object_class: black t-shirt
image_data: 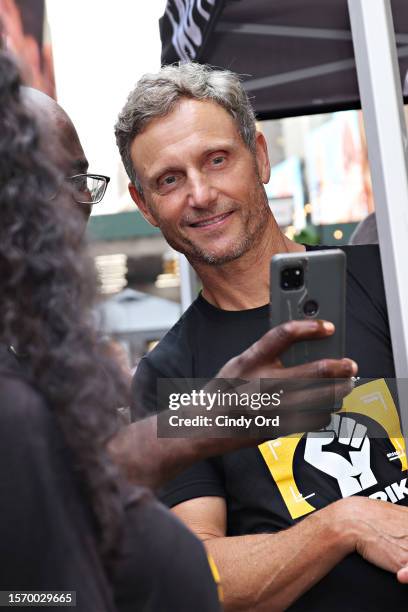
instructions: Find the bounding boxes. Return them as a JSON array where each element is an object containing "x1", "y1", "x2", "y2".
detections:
[
  {"x1": 132, "y1": 245, "x2": 408, "y2": 611},
  {"x1": 0, "y1": 346, "x2": 220, "y2": 612}
]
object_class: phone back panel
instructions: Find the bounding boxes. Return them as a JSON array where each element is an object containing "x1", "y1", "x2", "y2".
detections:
[{"x1": 270, "y1": 249, "x2": 346, "y2": 368}]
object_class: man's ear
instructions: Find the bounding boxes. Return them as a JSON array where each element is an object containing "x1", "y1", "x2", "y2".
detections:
[
  {"x1": 128, "y1": 183, "x2": 159, "y2": 227},
  {"x1": 254, "y1": 131, "x2": 271, "y2": 184}
]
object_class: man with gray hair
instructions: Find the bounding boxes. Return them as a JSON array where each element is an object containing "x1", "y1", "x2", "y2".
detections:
[{"x1": 115, "y1": 63, "x2": 408, "y2": 611}]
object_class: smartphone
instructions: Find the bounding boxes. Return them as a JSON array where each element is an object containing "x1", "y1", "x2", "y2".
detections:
[{"x1": 270, "y1": 249, "x2": 346, "y2": 368}]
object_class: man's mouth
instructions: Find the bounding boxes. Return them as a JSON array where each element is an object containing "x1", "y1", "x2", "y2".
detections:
[{"x1": 189, "y1": 211, "x2": 233, "y2": 229}]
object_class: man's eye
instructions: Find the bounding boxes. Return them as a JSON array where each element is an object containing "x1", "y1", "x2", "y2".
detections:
[
  {"x1": 70, "y1": 176, "x2": 87, "y2": 191},
  {"x1": 212, "y1": 156, "x2": 226, "y2": 166},
  {"x1": 77, "y1": 178, "x2": 88, "y2": 191},
  {"x1": 158, "y1": 175, "x2": 178, "y2": 190}
]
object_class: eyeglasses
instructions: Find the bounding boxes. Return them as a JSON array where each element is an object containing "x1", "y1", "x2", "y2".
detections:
[{"x1": 66, "y1": 174, "x2": 110, "y2": 205}]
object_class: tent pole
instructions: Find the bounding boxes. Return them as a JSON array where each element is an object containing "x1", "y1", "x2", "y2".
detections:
[
  {"x1": 179, "y1": 254, "x2": 199, "y2": 311},
  {"x1": 348, "y1": 0, "x2": 408, "y2": 444}
]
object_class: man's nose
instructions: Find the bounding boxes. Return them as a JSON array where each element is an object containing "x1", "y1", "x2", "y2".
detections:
[{"x1": 186, "y1": 171, "x2": 217, "y2": 208}]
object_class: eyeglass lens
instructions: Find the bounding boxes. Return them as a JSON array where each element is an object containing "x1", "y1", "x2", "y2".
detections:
[{"x1": 69, "y1": 175, "x2": 107, "y2": 204}]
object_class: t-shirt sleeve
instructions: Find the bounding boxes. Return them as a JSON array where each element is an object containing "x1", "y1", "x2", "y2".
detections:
[
  {"x1": 131, "y1": 354, "x2": 227, "y2": 507},
  {"x1": 114, "y1": 493, "x2": 222, "y2": 612},
  {"x1": 158, "y1": 457, "x2": 226, "y2": 508}
]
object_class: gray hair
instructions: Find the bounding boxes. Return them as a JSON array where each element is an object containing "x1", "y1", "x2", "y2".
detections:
[{"x1": 114, "y1": 63, "x2": 257, "y2": 194}]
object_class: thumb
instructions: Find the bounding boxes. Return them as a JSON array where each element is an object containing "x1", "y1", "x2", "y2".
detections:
[{"x1": 397, "y1": 566, "x2": 408, "y2": 583}]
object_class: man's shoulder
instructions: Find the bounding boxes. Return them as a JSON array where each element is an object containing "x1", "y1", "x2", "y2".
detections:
[
  {"x1": 339, "y1": 243, "x2": 380, "y2": 267},
  {"x1": 342, "y1": 244, "x2": 385, "y2": 303},
  {"x1": 308, "y1": 243, "x2": 383, "y2": 295},
  {"x1": 131, "y1": 296, "x2": 208, "y2": 415},
  {"x1": 308, "y1": 243, "x2": 380, "y2": 268},
  {"x1": 142, "y1": 296, "x2": 204, "y2": 374},
  {"x1": 307, "y1": 242, "x2": 379, "y2": 261}
]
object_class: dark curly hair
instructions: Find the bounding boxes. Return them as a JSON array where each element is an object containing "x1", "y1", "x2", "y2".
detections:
[{"x1": 0, "y1": 51, "x2": 130, "y2": 569}]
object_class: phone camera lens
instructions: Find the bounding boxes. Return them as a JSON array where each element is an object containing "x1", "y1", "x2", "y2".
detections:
[
  {"x1": 280, "y1": 266, "x2": 304, "y2": 290},
  {"x1": 303, "y1": 300, "x2": 319, "y2": 317}
]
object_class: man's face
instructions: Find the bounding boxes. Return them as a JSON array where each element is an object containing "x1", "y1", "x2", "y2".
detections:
[{"x1": 129, "y1": 98, "x2": 271, "y2": 265}]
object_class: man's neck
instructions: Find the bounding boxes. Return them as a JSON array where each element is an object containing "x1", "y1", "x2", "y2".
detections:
[{"x1": 193, "y1": 220, "x2": 305, "y2": 311}]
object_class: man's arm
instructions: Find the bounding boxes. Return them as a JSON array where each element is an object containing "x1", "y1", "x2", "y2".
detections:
[
  {"x1": 173, "y1": 495, "x2": 408, "y2": 611},
  {"x1": 108, "y1": 407, "x2": 336, "y2": 490},
  {"x1": 109, "y1": 320, "x2": 355, "y2": 489}
]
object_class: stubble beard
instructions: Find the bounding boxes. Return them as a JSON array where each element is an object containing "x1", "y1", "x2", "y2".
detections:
[{"x1": 161, "y1": 191, "x2": 271, "y2": 267}]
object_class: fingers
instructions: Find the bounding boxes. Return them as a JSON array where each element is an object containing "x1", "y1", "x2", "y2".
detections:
[
  {"x1": 260, "y1": 376, "x2": 354, "y2": 407},
  {"x1": 279, "y1": 411, "x2": 332, "y2": 436},
  {"x1": 279, "y1": 379, "x2": 354, "y2": 414},
  {"x1": 229, "y1": 320, "x2": 336, "y2": 372},
  {"x1": 358, "y1": 531, "x2": 408, "y2": 575},
  {"x1": 218, "y1": 320, "x2": 358, "y2": 381},
  {"x1": 256, "y1": 358, "x2": 357, "y2": 393},
  {"x1": 397, "y1": 565, "x2": 408, "y2": 583},
  {"x1": 275, "y1": 381, "x2": 355, "y2": 435},
  {"x1": 283, "y1": 357, "x2": 358, "y2": 380}
]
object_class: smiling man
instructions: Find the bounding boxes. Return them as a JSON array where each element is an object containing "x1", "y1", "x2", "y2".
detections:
[
  {"x1": 127, "y1": 96, "x2": 274, "y2": 268},
  {"x1": 115, "y1": 64, "x2": 408, "y2": 611}
]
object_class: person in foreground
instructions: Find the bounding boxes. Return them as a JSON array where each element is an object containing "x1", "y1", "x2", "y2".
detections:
[
  {"x1": 0, "y1": 51, "x2": 224, "y2": 611},
  {"x1": 115, "y1": 63, "x2": 408, "y2": 611}
]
